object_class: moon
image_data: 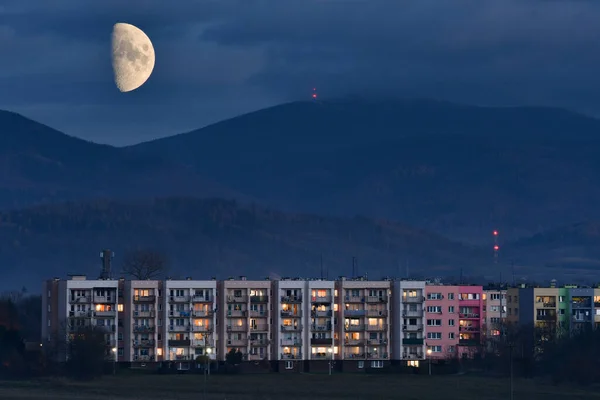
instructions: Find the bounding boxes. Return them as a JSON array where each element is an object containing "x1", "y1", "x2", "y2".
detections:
[{"x1": 111, "y1": 23, "x2": 155, "y2": 93}]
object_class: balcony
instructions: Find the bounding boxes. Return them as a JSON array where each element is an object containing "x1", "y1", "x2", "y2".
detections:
[
  {"x1": 69, "y1": 311, "x2": 91, "y2": 318},
  {"x1": 311, "y1": 310, "x2": 332, "y2": 317},
  {"x1": 402, "y1": 310, "x2": 423, "y2": 317},
  {"x1": 70, "y1": 296, "x2": 91, "y2": 303},
  {"x1": 134, "y1": 355, "x2": 154, "y2": 362},
  {"x1": 250, "y1": 295, "x2": 269, "y2": 303},
  {"x1": 250, "y1": 324, "x2": 269, "y2": 332},
  {"x1": 368, "y1": 339, "x2": 388, "y2": 346},
  {"x1": 227, "y1": 310, "x2": 247, "y2": 317},
  {"x1": 169, "y1": 296, "x2": 190, "y2": 303},
  {"x1": 249, "y1": 310, "x2": 269, "y2": 318},
  {"x1": 281, "y1": 339, "x2": 302, "y2": 346},
  {"x1": 459, "y1": 326, "x2": 481, "y2": 332},
  {"x1": 342, "y1": 353, "x2": 364, "y2": 359},
  {"x1": 281, "y1": 310, "x2": 302, "y2": 318},
  {"x1": 281, "y1": 295, "x2": 302, "y2": 303},
  {"x1": 367, "y1": 352, "x2": 389, "y2": 359},
  {"x1": 402, "y1": 353, "x2": 424, "y2": 360},
  {"x1": 311, "y1": 338, "x2": 333, "y2": 345},
  {"x1": 227, "y1": 295, "x2": 248, "y2": 303},
  {"x1": 312, "y1": 324, "x2": 332, "y2": 331},
  {"x1": 536, "y1": 314, "x2": 557, "y2": 322},
  {"x1": 345, "y1": 324, "x2": 364, "y2": 331},
  {"x1": 344, "y1": 339, "x2": 365, "y2": 346},
  {"x1": 93, "y1": 296, "x2": 116, "y2": 304},
  {"x1": 402, "y1": 338, "x2": 424, "y2": 345},
  {"x1": 345, "y1": 296, "x2": 364, "y2": 303},
  {"x1": 133, "y1": 339, "x2": 155, "y2": 347},
  {"x1": 169, "y1": 325, "x2": 190, "y2": 332},
  {"x1": 169, "y1": 311, "x2": 191, "y2": 318},
  {"x1": 312, "y1": 295, "x2": 332, "y2": 303},
  {"x1": 193, "y1": 310, "x2": 213, "y2": 317},
  {"x1": 458, "y1": 299, "x2": 481, "y2": 307},
  {"x1": 403, "y1": 296, "x2": 424, "y2": 303},
  {"x1": 402, "y1": 324, "x2": 423, "y2": 332},
  {"x1": 191, "y1": 339, "x2": 213, "y2": 347},
  {"x1": 133, "y1": 325, "x2": 155, "y2": 333},
  {"x1": 250, "y1": 339, "x2": 269, "y2": 346},
  {"x1": 192, "y1": 325, "x2": 212, "y2": 332},
  {"x1": 281, "y1": 353, "x2": 301, "y2": 360},
  {"x1": 367, "y1": 309, "x2": 388, "y2": 317},
  {"x1": 572, "y1": 300, "x2": 592, "y2": 308},
  {"x1": 133, "y1": 310, "x2": 155, "y2": 318},
  {"x1": 344, "y1": 309, "x2": 366, "y2": 317},
  {"x1": 366, "y1": 296, "x2": 387, "y2": 303},
  {"x1": 168, "y1": 339, "x2": 191, "y2": 347},
  {"x1": 191, "y1": 295, "x2": 213, "y2": 303},
  {"x1": 247, "y1": 354, "x2": 265, "y2": 361},
  {"x1": 366, "y1": 324, "x2": 387, "y2": 332},
  {"x1": 459, "y1": 313, "x2": 480, "y2": 319},
  {"x1": 133, "y1": 295, "x2": 156, "y2": 302},
  {"x1": 98, "y1": 325, "x2": 116, "y2": 333},
  {"x1": 281, "y1": 324, "x2": 302, "y2": 332},
  {"x1": 227, "y1": 339, "x2": 248, "y2": 346},
  {"x1": 459, "y1": 339, "x2": 480, "y2": 346},
  {"x1": 536, "y1": 302, "x2": 557, "y2": 308},
  {"x1": 227, "y1": 325, "x2": 248, "y2": 332}
]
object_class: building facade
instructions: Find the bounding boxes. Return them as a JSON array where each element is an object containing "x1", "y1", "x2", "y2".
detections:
[{"x1": 392, "y1": 280, "x2": 426, "y2": 366}]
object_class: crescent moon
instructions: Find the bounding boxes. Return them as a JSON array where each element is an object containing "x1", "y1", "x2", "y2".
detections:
[{"x1": 111, "y1": 22, "x2": 155, "y2": 93}]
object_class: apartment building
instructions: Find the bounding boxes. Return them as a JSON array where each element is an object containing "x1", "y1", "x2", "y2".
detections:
[
  {"x1": 595, "y1": 288, "x2": 600, "y2": 330},
  {"x1": 307, "y1": 279, "x2": 335, "y2": 370},
  {"x1": 482, "y1": 286, "x2": 507, "y2": 352},
  {"x1": 217, "y1": 277, "x2": 271, "y2": 363},
  {"x1": 123, "y1": 280, "x2": 162, "y2": 364},
  {"x1": 392, "y1": 280, "x2": 426, "y2": 367},
  {"x1": 336, "y1": 278, "x2": 391, "y2": 371},
  {"x1": 457, "y1": 285, "x2": 484, "y2": 357},
  {"x1": 164, "y1": 279, "x2": 217, "y2": 369},
  {"x1": 424, "y1": 284, "x2": 459, "y2": 359},
  {"x1": 41, "y1": 275, "x2": 119, "y2": 361},
  {"x1": 273, "y1": 278, "x2": 305, "y2": 371}
]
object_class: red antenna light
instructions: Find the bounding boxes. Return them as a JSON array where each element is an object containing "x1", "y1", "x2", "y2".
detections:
[
  {"x1": 493, "y1": 230, "x2": 498, "y2": 236},
  {"x1": 312, "y1": 87, "x2": 318, "y2": 99},
  {"x1": 494, "y1": 245, "x2": 499, "y2": 251}
]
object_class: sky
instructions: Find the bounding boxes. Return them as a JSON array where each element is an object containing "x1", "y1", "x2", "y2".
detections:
[{"x1": 1, "y1": 0, "x2": 600, "y2": 145}]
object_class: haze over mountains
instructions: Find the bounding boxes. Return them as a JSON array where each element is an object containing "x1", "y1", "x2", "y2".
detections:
[{"x1": 1, "y1": 98, "x2": 600, "y2": 288}]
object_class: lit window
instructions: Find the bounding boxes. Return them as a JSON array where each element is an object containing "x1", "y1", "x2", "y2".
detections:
[{"x1": 118, "y1": 304, "x2": 124, "y2": 312}]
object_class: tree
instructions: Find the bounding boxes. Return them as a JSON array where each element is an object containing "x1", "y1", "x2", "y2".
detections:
[
  {"x1": 121, "y1": 249, "x2": 168, "y2": 280},
  {"x1": 65, "y1": 325, "x2": 109, "y2": 380},
  {"x1": 225, "y1": 349, "x2": 243, "y2": 365}
]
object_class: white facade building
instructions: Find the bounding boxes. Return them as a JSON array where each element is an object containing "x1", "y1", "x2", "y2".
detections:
[{"x1": 392, "y1": 280, "x2": 427, "y2": 365}]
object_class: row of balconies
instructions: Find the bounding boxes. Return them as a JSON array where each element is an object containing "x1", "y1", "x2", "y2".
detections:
[
  {"x1": 169, "y1": 310, "x2": 214, "y2": 317},
  {"x1": 341, "y1": 352, "x2": 388, "y2": 359},
  {"x1": 227, "y1": 324, "x2": 269, "y2": 332},
  {"x1": 132, "y1": 339, "x2": 155, "y2": 347},
  {"x1": 227, "y1": 310, "x2": 268, "y2": 317},
  {"x1": 164, "y1": 339, "x2": 215, "y2": 348},
  {"x1": 402, "y1": 324, "x2": 423, "y2": 331},
  {"x1": 345, "y1": 339, "x2": 388, "y2": 346},
  {"x1": 343, "y1": 309, "x2": 388, "y2": 317},
  {"x1": 281, "y1": 295, "x2": 302, "y2": 303},
  {"x1": 169, "y1": 325, "x2": 213, "y2": 333},
  {"x1": 226, "y1": 295, "x2": 269, "y2": 303},
  {"x1": 281, "y1": 310, "x2": 302, "y2": 318},
  {"x1": 344, "y1": 325, "x2": 388, "y2": 332},
  {"x1": 402, "y1": 310, "x2": 423, "y2": 317},
  {"x1": 459, "y1": 313, "x2": 480, "y2": 319},
  {"x1": 344, "y1": 296, "x2": 388, "y2": 303},
  {"x1": 403, "y1": 296, "x2": 425, "y2": 303},
  {"x1": 69, "y1": 310, "x2": 117, "y2": 317},
  {"x1": 168, "y1": 295, "x2": 214, "y2": 303},
  {"x1": 311, "y1": 310, "x2": 332, "y2": 317},
  {"x1": 69, "y1": 296, "x2": 116, "y2": 304},
  {"x1": 311, "y1": 296, "x2": 332, "y2": 303},
  {"x1": 459, "y1": 326, "x2": 481, "y2": 332}
]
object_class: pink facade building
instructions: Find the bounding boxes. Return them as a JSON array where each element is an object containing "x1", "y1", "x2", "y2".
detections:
[{"x1": 424, "y1": 284, "x2": 484, "y2": 359}]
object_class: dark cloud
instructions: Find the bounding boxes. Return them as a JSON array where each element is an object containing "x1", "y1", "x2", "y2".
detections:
[{"x1": 1, "y1": 0, "x2": 600, "y2": 145}]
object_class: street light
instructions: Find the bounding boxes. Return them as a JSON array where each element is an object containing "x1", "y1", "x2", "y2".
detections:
[
  {"x1": 327, "y1": 347, "x2": 333, "y2": 376},
  {"x1": 111, "y1": 347, "x2": 117, "y2": 375},
  {"x1": 204, "y1": 348, "x2": 212, "y2": 400},
  {"x1": 426, "y1": 348, "x2": 432, "y2": 376}
]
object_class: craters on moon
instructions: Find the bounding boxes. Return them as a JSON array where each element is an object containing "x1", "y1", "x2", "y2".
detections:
[{"x1": 111, "y1": 22, "x2": 155, "y2": 93}]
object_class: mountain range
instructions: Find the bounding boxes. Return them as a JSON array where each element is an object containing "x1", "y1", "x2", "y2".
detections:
[{"x1": 1, "y1": 98, "x2": 600, "y2": 287}]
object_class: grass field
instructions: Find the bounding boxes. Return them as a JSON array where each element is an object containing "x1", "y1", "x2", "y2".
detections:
[{"x1": 0, "y1": 373, "x2": 598, "y2": 400}]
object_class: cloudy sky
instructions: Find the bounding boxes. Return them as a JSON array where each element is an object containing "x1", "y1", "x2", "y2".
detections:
[{"x1": 1, "y1": 0, "x2": 600, "y2": 145}]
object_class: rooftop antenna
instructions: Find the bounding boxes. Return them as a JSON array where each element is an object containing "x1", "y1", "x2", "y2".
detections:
[
  {"x1": 320, "y1": 254, "x2": 324, "y2": 280},
  {"x1": 493, "y1": 230, "x2": 499, "y2": 264},
  {"x1": 312, "y1": 87, "x2": 318, "y2": 100}
]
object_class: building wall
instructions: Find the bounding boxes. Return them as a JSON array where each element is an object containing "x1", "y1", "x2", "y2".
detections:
[
  {"x1": 424, "y1": 284, "x2": 459, "y2": 359},
  {"x1": 336, "y1": 279, "x2": 391, "y2": 370},
  {"x1": 392, "y1": 280, "x2": 426, "y2": 365},
  {"x1": 482, "y1": 288, "x2": 506, "y2": 339},
  {"x1": 569, "y1": 287, "x2": 595, "y2": 332},
  {"x1": 594, "y1": 288, "x2": 600, "y2": 329},
  {"x1": 272, "y1": 279, "x2": 306, "y2": 363}
]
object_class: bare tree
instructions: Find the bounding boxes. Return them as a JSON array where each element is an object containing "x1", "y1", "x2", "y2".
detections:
[{"x1": 121, "y1": 249, "x2": 168, "y2": 280}]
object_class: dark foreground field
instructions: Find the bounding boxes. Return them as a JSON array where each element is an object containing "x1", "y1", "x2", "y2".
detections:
[{"x1": 0, "y1": 373, "x2": 599, "y2": 400}]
